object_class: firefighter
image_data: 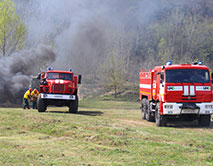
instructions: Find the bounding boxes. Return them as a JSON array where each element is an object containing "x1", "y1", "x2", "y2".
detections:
[
  {"x1": 23, "y1": 88, "x2": 32, "y2": 109},
  {"x1": 31, "y1": 89, "x2": 39, "y2": 109}
]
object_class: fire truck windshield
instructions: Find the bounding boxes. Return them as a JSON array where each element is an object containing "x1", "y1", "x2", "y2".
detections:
[
  {"x1": 47, "y1": 73, "x2": 59, "y2": 79},
  {"x1": 47, "y1": 73, "x2": 73, "y2": 81},
  {"x1": 60, "y1": 73, "x2": 73, "y2": 81},
  {"x1": 166, "y1": 69, "x2": 210, "y2": 83}
]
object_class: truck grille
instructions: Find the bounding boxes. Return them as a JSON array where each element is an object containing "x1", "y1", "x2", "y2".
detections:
[{"x1": 53, "y1": 84, "x2": 66, "y2": 92}]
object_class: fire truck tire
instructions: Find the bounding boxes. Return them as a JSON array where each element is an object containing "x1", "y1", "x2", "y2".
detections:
[
  {"x1": 198, "y1": 115, "x2": 210, "y2": 127},
  {"x1": 141, "y1": 98, "x2": 147, "y2": 120},
  {"x1": 146, "y1": 100, "x2": 155, "y2": 122},
  {"x1": 155, "y1": 103, "x2": 167, "y2": 127},
  {"x1": 37, "y1": 96, "x2": 46, "y2": 112},
  {"x1": 69, "y1": 96, "x2": 78, "y2": 113}
]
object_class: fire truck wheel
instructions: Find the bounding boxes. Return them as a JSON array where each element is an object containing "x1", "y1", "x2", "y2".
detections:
[
  {"x1": 146, "y1": 101, "x2": 155, "y2": 122},
  {"x1": 141, "y1": 98, "x2": 147, "y2": 120},
  {"x1": 198, "y1": 115, "x2": 210, "y2": 127},
  {"x1": 69, "y1": 96, "x2": 78, "y2": 113},
  {"x1": 37, "y1": 96, "x2": 46, "y2": 112},
  {"x1": 155, "y1": 103, "x2": 167, "y2": 127}
]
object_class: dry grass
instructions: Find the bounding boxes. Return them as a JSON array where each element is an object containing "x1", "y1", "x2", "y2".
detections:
[{"x1": 0, "y1": 100, "x2": 212, "y2": 165}]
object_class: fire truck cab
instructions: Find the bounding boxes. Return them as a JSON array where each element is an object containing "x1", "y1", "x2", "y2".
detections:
[
  {"x1": 37, "y1": 68, "x2": 81, "y2": 113},
  {"x1": 139, "y1": 61, "x2": 213, "y2": 127}
]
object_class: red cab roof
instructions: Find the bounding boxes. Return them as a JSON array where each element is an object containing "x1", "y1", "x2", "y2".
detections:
[
  {"x1": 46, "y1": 70, "x2": 73, "y2": 74},
  {"x1": 164, "y1": 64, "x2": 209, "y2": 70}
]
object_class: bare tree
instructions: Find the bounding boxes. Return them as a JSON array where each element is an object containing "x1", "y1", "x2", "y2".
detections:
[{"x1": 98, "y1": 28, "x2": 135, "y2": 98}]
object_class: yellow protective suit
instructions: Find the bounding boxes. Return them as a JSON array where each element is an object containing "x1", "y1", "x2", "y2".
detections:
[{"x1": 24, "y1": 90, "x2": 32, "y2": 99}]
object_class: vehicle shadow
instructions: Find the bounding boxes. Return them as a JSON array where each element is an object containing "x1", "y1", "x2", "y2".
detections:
[
  {"x1": 46, "y1": 110, "x2": 70, "y2": 114},
  {"x1": 78, "y1": 110, "x2": 104, "y2": 116},
  {"x1": 166, "y1": 120, "x2": 213, "y2": 129},
  {"x1": 46, "y1": 110, "x2": 103, "y2": 116}
]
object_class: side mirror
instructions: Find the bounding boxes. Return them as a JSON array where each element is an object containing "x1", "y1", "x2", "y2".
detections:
[
  {"x1": 211, "y1": 73, "x2": 213, "y2": 84},
  {"x1": 37, "y1": 73, "x2": 41, "y2": 80},
  {"x1": 160, "y1": 72, "x2": 164, "y2": 84},
  {"x1": 41, "y1": 78, "x2": 48, "y2": 85},
  {"x1": 78, "y1": 75, "x2": 82, "y2": 84}
]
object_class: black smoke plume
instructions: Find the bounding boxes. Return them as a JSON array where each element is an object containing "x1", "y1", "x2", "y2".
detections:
[{"x1": 0, "y1": 46, "x2": 56, "y2": 104}]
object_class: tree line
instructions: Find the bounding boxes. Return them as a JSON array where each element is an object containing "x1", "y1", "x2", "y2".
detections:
[
  {"x1": 98, "y1": 0, "x2": 213, "y2": 97},
  {"x1": 1, "y1": 0, "x2": 212, "y2": 97}
]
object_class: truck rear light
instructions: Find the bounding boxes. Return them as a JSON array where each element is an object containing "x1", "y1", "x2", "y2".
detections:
[{"x1": 164, "y1": 105, "x2": 173, "y2": 109}]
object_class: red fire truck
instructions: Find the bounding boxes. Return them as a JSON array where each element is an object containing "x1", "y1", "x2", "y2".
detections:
[
  {"x1": 37, "y1": 68, "x2": 81, "y2": 113},
  {"x1": 139, "y1": 61, "x2": 213, "y2": 127}
]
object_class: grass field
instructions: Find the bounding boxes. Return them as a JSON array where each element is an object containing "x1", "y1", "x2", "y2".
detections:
[{"x1": 0, "y1": 100, "x2": 212, "y2": 166}]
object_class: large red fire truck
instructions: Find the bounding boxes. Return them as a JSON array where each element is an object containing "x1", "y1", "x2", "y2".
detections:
[
  {"x1": 139, "y1": 61, "x2": 213, "y2": 127},
  {"x1": 37, "y1": 68, "x2": 81, "y2": 113}
]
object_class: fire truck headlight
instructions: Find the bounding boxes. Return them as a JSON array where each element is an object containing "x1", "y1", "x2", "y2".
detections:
[
  {"x1": 205, "y1": 105, "x2": 213, "y2": 109},
  {"x1": 164, "y1": 105, "x2": 173, "y2": 109}
]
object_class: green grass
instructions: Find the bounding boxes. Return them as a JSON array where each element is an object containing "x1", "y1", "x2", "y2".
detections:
[{"x1": 0, "y1": 100, "x2": 212, "y2": 165}]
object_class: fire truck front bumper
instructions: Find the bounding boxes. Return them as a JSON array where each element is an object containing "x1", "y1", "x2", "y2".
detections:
[
  {"x1": 40, "y1": 94, "x2": 76, "y2": 100},
  {"x1": 163, "y1": 102, "x2": 213, "y2": 115}
]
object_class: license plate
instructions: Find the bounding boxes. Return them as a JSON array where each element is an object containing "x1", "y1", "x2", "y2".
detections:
[
  {"x1": 54, "y1": 95, "x2": 63, "y2": 98},
  {"x1": 182, "y1": 109, "x2": 199, "y2": 114}
]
